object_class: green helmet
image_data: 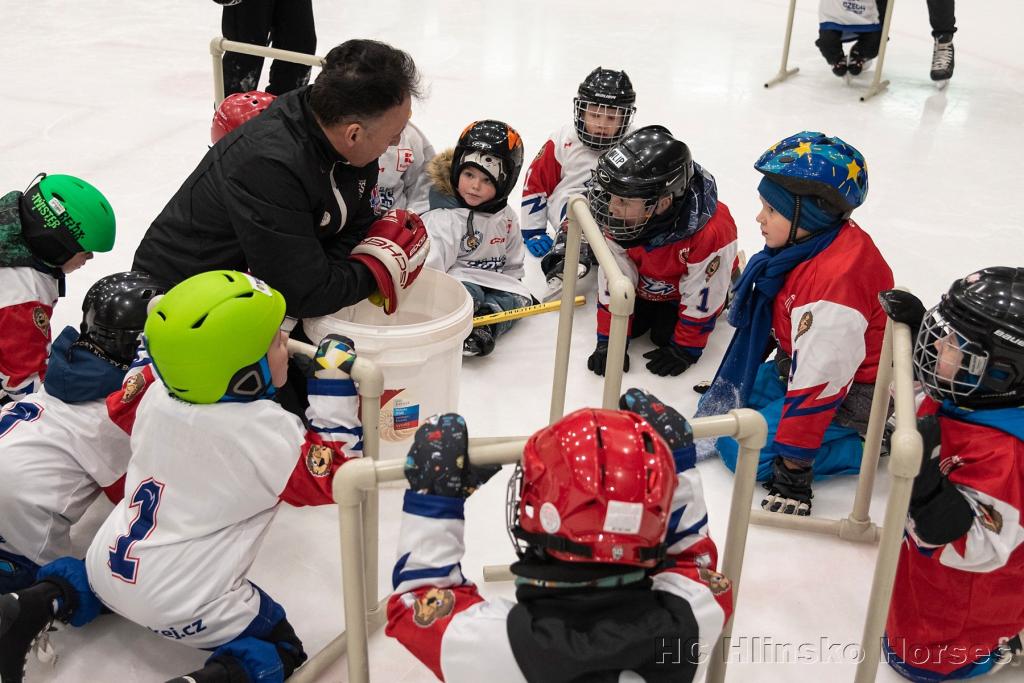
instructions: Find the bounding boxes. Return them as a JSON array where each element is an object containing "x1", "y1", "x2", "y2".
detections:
[
  {"x1": 19, "y1": 173, "x2": 116, "y2": 266},
  {"x1": 144, "y1": 270, "x2": 286, "y2": 404}
]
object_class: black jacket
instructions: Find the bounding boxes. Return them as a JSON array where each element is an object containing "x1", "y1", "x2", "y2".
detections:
[{"x1": 132, "y1": 86, "x2": 378, "y2": 318}]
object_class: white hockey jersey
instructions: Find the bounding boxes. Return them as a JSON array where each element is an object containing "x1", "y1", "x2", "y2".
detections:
[
  {"x1": 423, "y1": 205, "x2": 531, "y2": 300},
  {"x1": 85, "y1": 368, "x2": 362, "y2": 648},
  {"x1": 376, "y1": 121, "x2": 436, "y2": 214},
  {"x1": 0, "y1": 388, "x2": 129, "y2": 565},
  {"x1": 520, "y1": 123, "x2": 608, "y2": 239},
  {"x1": 819, "y1": 0, "x2": 880, "y2": 31},
  {"x1": 0, "y1": 267, "x2": 59, "y2": 402}
]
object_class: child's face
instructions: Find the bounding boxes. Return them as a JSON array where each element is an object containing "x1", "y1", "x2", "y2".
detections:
[
  {"x1": 582, "y1": 104, "x2": 625, "y2": 141},
  {"x1": 934, "y1": 332, "x2": 965, "y2": 383},
  {"x1": 458, "y1": 166, "x2": 497, "y2": 207},
  {"x1": 62, "y1": 251, "x2": 93, "y2": 274},
  {"x1": 756, "y1": 196, "x2": 793, "y2": 249},
  {"x1": 267, "y1": 329, "x2": 290, "y2": 388},
  {"x1": 609, "y1": 194, "x2": 655, "y2": 227}
]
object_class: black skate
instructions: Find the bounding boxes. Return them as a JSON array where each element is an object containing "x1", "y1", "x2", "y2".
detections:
[
  {"x1": 830, "y1": 57, "x2": 848, "y2": 78},
  {"x1": 930, "y1": 34, "x2": 954, "y2": 84},
  {"x1": 847, "y1": 53, "x2": 868, "y2": 77},
  {"x1": 762, "y1": 457, "x2": 813, "y2": 516},
  {"x1": 166, "y1": 659, "x2": 234, "y2": 683},
  {"x1": 463, "y1": 326, "x2": 495, "y2": 357},
  {"x1": 540, "y1": 233, "x2": 594, "y2": 302},
  {"x1": 0, "y1": 580, "x2": 73, "y2": 683}
]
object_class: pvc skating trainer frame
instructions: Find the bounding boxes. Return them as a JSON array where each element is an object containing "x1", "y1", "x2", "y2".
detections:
[
  {"x1": 764, "y1": 0, "x2": 898, "y2": 101},
  {"x1": 209, "y1": 38, "x2": 324, "y2": 106}
]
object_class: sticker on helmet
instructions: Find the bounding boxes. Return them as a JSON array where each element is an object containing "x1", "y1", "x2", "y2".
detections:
[
  {"x1": 603, "y1": 500, "x2": 643, "y2": 534},
  {"x1": 540, "y1": 502, "x2": 561, "y2": 533},
  {"x1": 242, "y1": 274, "x2": 272, "y2": 297},
  {"x1": 607, "y1": 149, "x2": 628, "y2": 168},
  {"x1": 47, "y1": 197, "x2": 66, "y2": 216}
]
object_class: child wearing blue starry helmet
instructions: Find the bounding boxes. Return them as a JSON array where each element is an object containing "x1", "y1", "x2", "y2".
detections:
[{"x1": 698, "y1": 131, "x2": 893, "y2": 517}]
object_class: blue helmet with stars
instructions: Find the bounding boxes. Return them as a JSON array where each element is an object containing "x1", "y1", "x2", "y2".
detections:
[{"x1": 754, "y1": 131, "x2": 868, "y2": 217}]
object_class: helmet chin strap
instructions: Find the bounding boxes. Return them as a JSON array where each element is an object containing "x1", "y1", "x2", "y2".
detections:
[{"x1": 785, "y1": 196, "x2": 803, "y2": 247}]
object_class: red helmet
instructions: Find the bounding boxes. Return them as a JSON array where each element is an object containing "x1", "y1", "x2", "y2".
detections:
[
  {"x1": 210, "y1": 91, "x2": 276, "y2": 144},
  {"x1": 508, "y1": 408, "x2": 677, "y2": 568}
]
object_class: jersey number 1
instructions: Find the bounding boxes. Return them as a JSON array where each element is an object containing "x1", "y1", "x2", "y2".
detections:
[
  {"x1": 695, "y1": 287, "x2": 711, "y2": 313},
  {"x1": 109, "y1": 478, "x2": 165, "y2": 584}
]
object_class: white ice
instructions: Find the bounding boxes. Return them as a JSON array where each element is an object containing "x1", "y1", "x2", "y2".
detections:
[{"x1": 2, "y1": 0, "x2": 1022, "y2": 681}]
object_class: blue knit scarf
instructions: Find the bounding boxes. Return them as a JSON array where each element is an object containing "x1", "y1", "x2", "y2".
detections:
[{"x1": 696, "y1": 226, "x2": 842, "y2": 419}]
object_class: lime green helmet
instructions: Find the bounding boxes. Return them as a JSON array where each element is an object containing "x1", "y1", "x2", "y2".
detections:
[
  {"x1": 19, "y1": 173, "x2": 116, "y2": 266},
  {"x1": 144, "y1": 270, "x2": 286, "y2": 404}
]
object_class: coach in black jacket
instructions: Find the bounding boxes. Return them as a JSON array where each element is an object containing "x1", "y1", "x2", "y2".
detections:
[{"x1": 133, "y1": 39, "x2": 421, "y2": 319}]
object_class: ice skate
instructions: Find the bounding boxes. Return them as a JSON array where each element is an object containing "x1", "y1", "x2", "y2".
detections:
[
  {"x1": 930, "y1": 34, "x2": 954, "y2": 86},
  {"x1": 829, "y1": 56, "x2": 848, "y2": 78},
  {"x1": 761, "y1": 457, "x2": 813, "y2": 516},
  {"x1": 0, "y1": 581, "x2": 70, "y2": 683},
  {"x1": 463, "y1": 326, "x2": 495, "y2": 357}
]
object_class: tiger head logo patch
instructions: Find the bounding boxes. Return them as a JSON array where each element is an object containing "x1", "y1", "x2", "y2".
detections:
[
  {"x1": 120, "y1": 372, "x2": 147, "y2": 403},
  {"x1": 704, "y1": 255, "x2": 721, "y2": 282},
  {"x1": 795, "y1": 311, "x2": 813, "y2": 341},
  {"x1": 306, "y1": 444, "x2": 333, "y2": 477},
  {"x1": 698, "y1": 567, "x2": 732, "y2": 596},
  {"x1": 412, "y1": 588, "x2": 456, "y2": 627},
  {"x1": 32, "y1": 307, "x2": 49, "y2": 336}
]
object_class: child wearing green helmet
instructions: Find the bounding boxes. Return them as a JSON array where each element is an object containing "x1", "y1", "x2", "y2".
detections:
[
  {"x1": 0, "y1": 173, "x2": 116, "y2": 404},
  {"x1": 698, "y1": 132, "x2": 894, "y2": 517},
  {"x1": 0, "y1": 271, "x2": 366, "y2": 683}
]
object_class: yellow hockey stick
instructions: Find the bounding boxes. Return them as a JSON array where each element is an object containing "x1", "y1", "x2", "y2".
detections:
[{"x1": 472, "y1": 295, "x2": 586, "y2": 327}]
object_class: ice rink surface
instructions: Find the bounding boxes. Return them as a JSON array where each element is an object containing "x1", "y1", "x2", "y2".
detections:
[{"x1": 2, "y1": 0, "x2": 1022, "y2": 680}]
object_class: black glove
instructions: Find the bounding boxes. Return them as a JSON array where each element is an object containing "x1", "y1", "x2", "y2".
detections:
[
  {"x1": 619, "y1": 388, "x2": 694, "y2": 458},
  {"x1": 587, "y1": 340, "x2": 629, "y2": 376},
  {"x1": 643, "y1": 344, "x2": 698, "y2": 377},
  {"x1": 908, "y1": 415, "x2": 975, "y2": 545},
  {"x1": 404, "y1": 414, "x2": 500, "y2": 497},
  {"x1": 878, "y1": 290, "x2": 927, "y2": 335}
]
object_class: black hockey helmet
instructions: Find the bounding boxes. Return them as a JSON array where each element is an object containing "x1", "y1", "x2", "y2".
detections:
[
  {"x1": 587, "y1": 125, "x2": 693, "y2": 242},
  {"x1": 80, "y1": 271, "x2": 169, "y2": 366},
  {"x1": 914, "y1": 267, "x2": 1024, "y2": 408},
  {"x1": 574, "y1": 67, "x2": 637, "y2": 151},
  {"x1": 450, "y1": 120, "x2": 524, "y2": 214}
]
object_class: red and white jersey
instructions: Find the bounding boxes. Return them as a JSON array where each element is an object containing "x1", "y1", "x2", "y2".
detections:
[
  {"x1": 377, "y1": 121, "x2": 436, "y2": 215},
  {"x1": 597, "y1": 203, "x2": 738, "y2": 352},
  {"x1": 385, "y1": 454, "x2": 730, "y2": 682},
  {"x1": 85, "y1": 370, "x2": 362, "y2": 648},
  {"x1": 0, "y1": 388, "x2": 129, "y2": 565},
  {"x1": 423, "y1": 205, "x2": 531, "y2": 299},
  {"x1": 0, "y1": 267, "x2": 59, "y2": 402},
  {"x1": 520, "y1": 123, "x2": 615, "y2": 238},
  {"x1": 770, "y1": 221, "x2": 893, "y2": 457},
  {"x1": 886, "y1": 400, "x2": 1024, "y2": 678}
]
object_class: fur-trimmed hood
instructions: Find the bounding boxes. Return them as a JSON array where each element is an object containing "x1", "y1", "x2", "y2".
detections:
[{"x1": 426, "y1": 148, "x2": 463, "y2": 210}]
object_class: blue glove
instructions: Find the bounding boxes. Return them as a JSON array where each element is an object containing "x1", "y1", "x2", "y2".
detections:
[
  {"x1": 404, "y1": 414, "x2": 500, "y2": 497},
  {"x1": 526, "y1": 234, "x2": 553, "y2": 257}
]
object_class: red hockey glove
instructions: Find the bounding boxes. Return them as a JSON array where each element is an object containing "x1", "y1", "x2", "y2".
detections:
[{"x1": 349, "y1": 209, "x2": 429, "y2": 315}]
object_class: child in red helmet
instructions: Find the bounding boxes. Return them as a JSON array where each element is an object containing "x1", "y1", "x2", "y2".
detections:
[{"x1": 386, "y1": 389, "x2": 732, "y2": 682}]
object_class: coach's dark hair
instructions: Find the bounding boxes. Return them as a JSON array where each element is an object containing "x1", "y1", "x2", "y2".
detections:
[{"x1": 311, "y1": 39, "x2": 421, "y2": 126}]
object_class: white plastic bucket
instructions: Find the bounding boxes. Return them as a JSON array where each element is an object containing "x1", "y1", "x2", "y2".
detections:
[{"x1": 303, "y1": 267, "x2": 473, "y2": 461}]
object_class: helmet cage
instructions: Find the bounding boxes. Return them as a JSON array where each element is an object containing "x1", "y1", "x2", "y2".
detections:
[
  {"x1": 573, "y1": 98, "x2": 636, "y2": 151},
  {"x1": 587, "y1": 183, "x2": 659, "y2": 242},
  {"x1": 914, "y1": 306, "x2": 991, "y2": 404}
]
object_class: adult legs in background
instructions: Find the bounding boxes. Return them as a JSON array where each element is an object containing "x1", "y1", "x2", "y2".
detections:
[
  {"x1": 266, "y1": 0, "x2": 317, "y2": 95},
  {"x1": 221, "y1": 0, "x2": 275, "y2": 95}
]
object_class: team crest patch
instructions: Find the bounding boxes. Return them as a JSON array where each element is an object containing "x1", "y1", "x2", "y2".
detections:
[
  {"x1": 698, "y1": 567, "x2": 732, "y2": 596},
  {"x1": 32, "y1": 307, "x2": 49, "y2": 336},
  {"x1": 795, "y1": 311, "x2": 813, "y2": 341},
  {"x1": 412, "y1": 588, "x2": 456, "y2": 627},
  {"x1": 704, "y1": 255, "x2": 721, "y2": 282},
  {"x1": 977, "y1": 503, "x2": 1003, "y2": 534},
  {"x1": 460, "y1": 228, "x2": 482, "y2": 253},
  {"x1": 677, "y1": 247, "x2": 691, "y2": 264},
  {"x1": 306, "y1": 444, "x2": 333, "y2": 477},
  {"x1": 120, "y1": 372, "x2": 147, "y2": 403}
]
